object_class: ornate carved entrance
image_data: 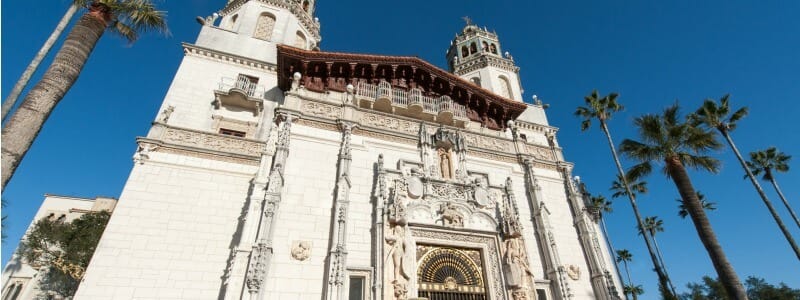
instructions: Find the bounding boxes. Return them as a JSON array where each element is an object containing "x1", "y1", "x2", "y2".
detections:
[{"x1": 416, "y1": 245, "x2": 487, "y2": 300}]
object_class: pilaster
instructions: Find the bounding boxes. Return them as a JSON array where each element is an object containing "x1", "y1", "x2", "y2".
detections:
[{"x1": 324, "y1": 121, "x2": 356, "y2": 300}]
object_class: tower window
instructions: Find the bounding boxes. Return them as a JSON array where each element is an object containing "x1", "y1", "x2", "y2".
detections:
[
  {"x1": 490, "y1": 43, "x2": 497, "y2": 54},
  {"x1": 497, "y1": 75, "x2": 512, "y2": 98},
  {"x1": 228, "y1": 14, "x2": 238, "y2": 30},
  {"x1": 470, "y1": 77, "x2": 481, "y2": 86},
  {"x1": 253, "y1": 13, "x2": 276, "y2": 40},
  {"x1": 303, "y1": 0, "x2": 310, "y2": 12},
  {"x1": 295, "y1": 31, "x2": 307, "y2": 49},
  {"x1": 469, "y1": 42, "x2": 478, "y2": 55},
  {"x1": 482, "y1": 41, "x2": 489, "y2": 52},
  {"x1": 461, "y1": 46, "x2": 468, "y2": 57}
]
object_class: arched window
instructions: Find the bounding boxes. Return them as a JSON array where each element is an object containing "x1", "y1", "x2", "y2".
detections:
[
  {"x1": 490, "y1": 43, "x2": 497, "y2": 54},
  {"x1": 470, "y1": 77, "x2": 481, "y2": 86},
  {"x1": 294, "y1": 31, "x2": 307, "y2": 49},
  {"x1": 469, "y1": 42, "x2": 478, "y2": 55},
  {"x1": 497, "y1": 76, "x2": 512, "y2": 98},
  {"x1": 228, "y1": 14, "x2": 238, "y2": 30},
  {"x1": 253, "y1": 13, "x2": 276, "y2": 40},
  {"x1": 461, "y1": 46, "x2": 468, "y2": 57},
  {"x1": 303, "y1": 0, "x2": 310, "y2": 12},
  {"x1": 482, "y1": 41, "x2": 489, "y2": 52}
]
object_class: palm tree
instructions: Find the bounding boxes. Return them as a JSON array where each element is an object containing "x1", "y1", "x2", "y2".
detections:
[
  {"x1": 639, "y1": 216, "x2": 677, "y2": 296},
  {"x1": 678, "y1": 192, "x2": 717, "y2": 219},
  {"x1": 589, "y1": 194, "x2": 626, "y2": 298},
  {"x1": 576, "y1": 90, "x2": 675, "y2": 298},
  {"x1": 747, "y1": 147, "x2": 800, "y2": 229},
  {"x1": 619, "y1": 104, "x2": 748, "y2": 299},
  {"x1": 624, "y1": 285, "x2": 644, "y2": 299},
  {"x1": 2, "y1": 3, "x2": 80, "y2": 121},
  {"x1": 1, "y1": 1, "x2": 168, "y2": 190},
  {"x1": 616, "y1": 249, "x2": 638, "y2": 300},
  {"x1": 691, "y1": 95, "x2": 800, "y2": 260},
  {"x1": 610, "y1": 173, "x2": 647, "y2": 199}
]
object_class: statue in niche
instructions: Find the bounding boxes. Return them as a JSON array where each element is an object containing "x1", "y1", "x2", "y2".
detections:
[
  {"x1": 472, "y1": 177, "x2": 491, "y2": 208},
  {"x1": 159, "y1": 105, "x2": 174, "y2": 123},
  {"x1": 437, "y1": 148, "x2": 453, "y2": 179},
  {"x1": 503, "y1": 238, "x2": 533, "y2": 288},
  {"x1": 440, "y1": 202, "x2": 463, "y2": 227}
]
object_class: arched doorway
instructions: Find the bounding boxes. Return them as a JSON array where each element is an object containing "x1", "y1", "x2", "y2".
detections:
[{"x1": 417, "y1": 246, "x2": 487, "y2": 300}]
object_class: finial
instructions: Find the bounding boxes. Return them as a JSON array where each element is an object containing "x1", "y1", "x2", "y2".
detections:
[{"x1": 462, "y1": 16, "x2": 472, "y2": 26}]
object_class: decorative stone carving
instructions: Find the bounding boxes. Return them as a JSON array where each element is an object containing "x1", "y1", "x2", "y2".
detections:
[
  {"x1": 567, "y1": 264, "x2": 581, "y2": 281},
  {"x1": 437, "y1": 148, "x2": 454, "y2": 179},
  {"x1": 462, "y1": 132, "x2": 513, "y2": 152},
  {"x1": 471, "y1": 177, "x2": 491, "y2": 208},
  {"x1": 526, "y1": 144, "x2": 555, "y2": 161},
  {"x1": 439, "y1": 202, "x2": 464, "y2": 228},
  {"x1": 359, "y1": 112, "x2": 419, "y2": 134},
  {"x1": 291, "y1": 241, "x2": 311, "y2": 261},
  {"x1": 512, "y1": 288, "x2": 529, "y2": 300},
  {"x1": 385, "y1": 224, "x2": 414, "y2": 299},
  {"x1": 162, "y1": 127, "x2": 262, "y2": 157},
  {"x1": 430, "y1": 182, "x2": 469, "y2": 200},
  {"x1": 302, "y1": 101, "x2": 342, "y2": 119},
  {"x1": 132, "y1": 143, "x2": 158, "y2": 164},
  {"x1": 392, "y1": 281, "x2": 408, "y2": 300},
  {"x1": 405, "y1": 168, "x2": 424, "y2": 199},
  {"x1": 503, "y1": 238, "x2": 533, "y2": 288}
]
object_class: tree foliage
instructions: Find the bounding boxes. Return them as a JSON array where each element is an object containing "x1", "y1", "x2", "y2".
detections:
[
  {"x1": 680, "y1": 276, "x2": 800, "y2": 300},
  {"x1": 20, "y1": 210, "x2": 111, "y2": 297}
]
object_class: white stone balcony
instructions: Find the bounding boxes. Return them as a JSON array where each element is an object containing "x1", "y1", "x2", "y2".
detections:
[
  {"x1": 355, "y1": 81, "x2": 468, "y2": 126},
  {"x1": 213, "y1": 77, "x2": 265, "y2": 116}
]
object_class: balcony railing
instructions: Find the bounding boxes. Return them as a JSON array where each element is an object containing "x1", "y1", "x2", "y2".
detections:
[
  {"x1": 356, "y1": 81, "x2": 467, "y2": 119},
  {"x1": 218, "y1": 77, "x2": 266, "y2": 99}
]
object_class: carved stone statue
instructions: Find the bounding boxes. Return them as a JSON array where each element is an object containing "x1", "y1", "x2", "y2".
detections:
[
  {"x1": 385, "y1": 224, "x2": 414, "y2": 300},
  {"x1": 503, "y1": 238, "x2": 533, "y2": 288},
  {"x1": 512, "y1": 288, "x2": 529, "y2": 300},
  {"x1": 291, "y1": 241, "x2": 311, "y2": 261},
  {"x1": 438, "y1": 148, "x2": 453, "y2": 179},
  {"x1": 159, "y1": 105, "x2": 174, "y2": 123},
  {"x1": 440, "y1": 202, "x2": 463, "y2": 227}
]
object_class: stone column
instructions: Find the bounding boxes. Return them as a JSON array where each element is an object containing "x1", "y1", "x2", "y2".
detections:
[
  {"x1": 372, "y1": 154, "x2": 387, "y2": 300},
  {"x1": 522, "y1": 160, "x2": 573, "y2": 299},
  {"x1": 324, "y1": 122, "x2": 356, "y2": 300},
  {"x1": 560, "y1": 164, "x2": 620, "y2": 300},
  {"x1": 242, "y1": 113, "x2": 294, "y2": 300},
  {"x1": 221, "y1": 124, "x2": 279, "y2": 300}
]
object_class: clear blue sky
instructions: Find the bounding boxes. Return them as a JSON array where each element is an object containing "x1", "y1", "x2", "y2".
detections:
[{"x1": 3, "y1": 0, "x2": 799, "y2": 297}]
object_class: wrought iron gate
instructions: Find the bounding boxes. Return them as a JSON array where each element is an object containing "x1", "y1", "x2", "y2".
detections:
[{"x1": 416, "y1": 246, "x2": 488, "y2": 300}]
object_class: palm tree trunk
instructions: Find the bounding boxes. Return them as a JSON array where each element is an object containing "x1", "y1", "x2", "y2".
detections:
[
  {"x1": 602, "y1": 218, "x2": 629, "y2": 300},
  {"x1": 721, "y1": 131, "x2": 800, "y2": 259},
  {"x1": 600, "y1": 122, "x2": 674, "y2": 297},
  {"x1": 1, "y1": 4, "x2": 79, "y2": 122},
  {"x1": 1, "y1": 11, "x2": 107, "y2": 190},
  {"x1": 650, "y1": 234, "x2": 678, "y2": 297},
  {"x1": 622, "y1": 261, "x2": 635, "y2": 300},
  {"x1": 666, "y1": 157, "x2": 748, "y2": 300},
  {"x1": 769, "y1": 176, "x2": 800, "y2": 229}
]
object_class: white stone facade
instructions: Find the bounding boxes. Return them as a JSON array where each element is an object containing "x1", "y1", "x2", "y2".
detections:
[
  {"x1": 71, "y1": 1, "x2": 623, "y2": 299},
  {"x1": 1, "y1": 195, "x2": 117, "y2": 300}
]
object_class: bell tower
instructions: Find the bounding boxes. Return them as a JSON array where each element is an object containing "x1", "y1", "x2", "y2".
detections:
[
  {"x1": 196, "y1": 0, "x2": 322, "y2": 63},
  {"x1": 446, "y1": 18, "x2": 523, "y2": 102}
]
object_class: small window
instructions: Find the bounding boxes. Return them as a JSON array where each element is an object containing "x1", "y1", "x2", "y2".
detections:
[
  {"x1": 482, "y1": 41, "x2": 489, "y2": 52},
  {"x1": 536, "y1": 289, "x2": 548, "y2": 300},
  {"x1": 220, "y1": 128, "x2": 246, "y2": 137},
  {"x1": 469, "y1": 42, "x2": 478, "y2": 54},
  {"x1": 348, "y1": 276, "x2": 365, "y2": 300},
  {"x1": 461, "y1": 46, "x2": 468, "y2": 58},
  {"x1": 490, "y1": 43, "x2": 497, "y2": 54},
  {"x1": 303, "y1": 0, "x2": 310, "y2": 12},
  {"x1": 228, "y1": 14, "x2": 239, "y2": 30}
]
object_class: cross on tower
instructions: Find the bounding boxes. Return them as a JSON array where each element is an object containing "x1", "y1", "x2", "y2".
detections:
[{"x1": 462, "y1": 16, "x2": 472, "y2": 26}]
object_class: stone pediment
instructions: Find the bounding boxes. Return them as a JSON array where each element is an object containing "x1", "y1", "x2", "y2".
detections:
[{"x1": 276, "y1": 45, "x2": 527, "y2": 130}]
